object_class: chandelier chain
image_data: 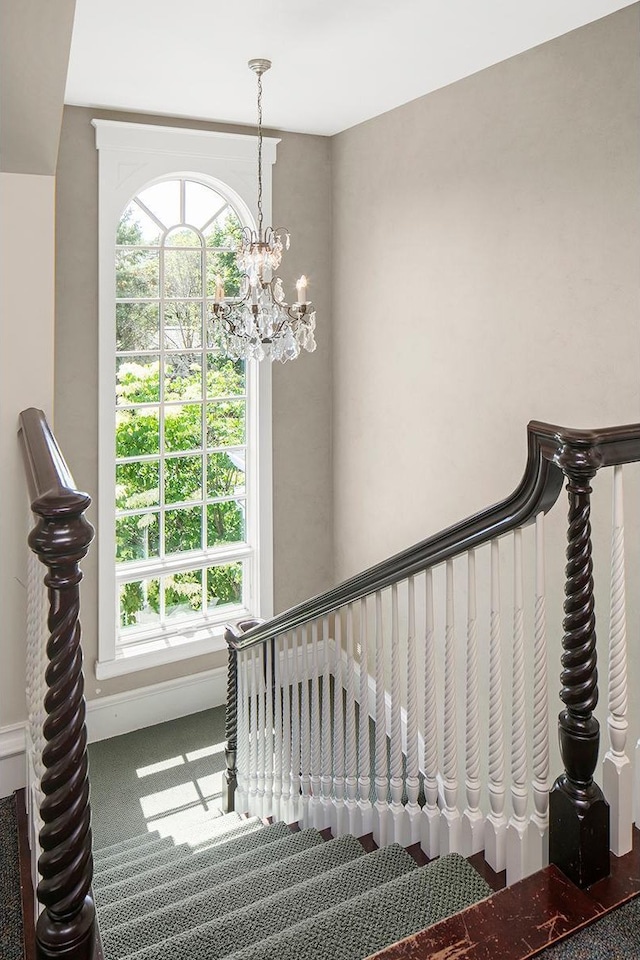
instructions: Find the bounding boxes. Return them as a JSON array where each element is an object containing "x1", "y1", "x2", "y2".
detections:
[{"x1": 257, "y1": 71, "x2": 264, "y2": 239}]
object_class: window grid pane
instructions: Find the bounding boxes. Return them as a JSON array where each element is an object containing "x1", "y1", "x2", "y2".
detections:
[{"x1": 115, "y1": 177, "x2": 251, "y2": 639}]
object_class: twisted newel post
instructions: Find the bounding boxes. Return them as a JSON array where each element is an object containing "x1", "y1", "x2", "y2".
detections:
[
  {"x1": 29, "y1": 488, "x2": 96, "y2": 960},
  {"x1": 223, "y1": 633, "x2": 238, "y2": 814},
  {"x1": 549, "y1": 447, "x2": 610, "y2": 888}
]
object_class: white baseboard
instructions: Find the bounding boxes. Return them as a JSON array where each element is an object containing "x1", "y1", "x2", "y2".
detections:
[
  {"x1": 0, "y1": 723, "x2": 26, "y2": 797},
  {"x1": 86, "y1": 666, "x2": 228, "y2": 742},
  {"x1": 1, "y1": 667, "x2": 227, "y2": 795}
]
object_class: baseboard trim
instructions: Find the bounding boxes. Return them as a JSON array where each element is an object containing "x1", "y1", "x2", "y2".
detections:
[
  {"x1": 1, "y1": 667, "x2": 227, "y2": 794},
  {"x1": 0, "y1": 723, "x2": 26, "y2": 797},
  {"x1": 86, "y1": 665, "x2": 228, "y2": 742}
]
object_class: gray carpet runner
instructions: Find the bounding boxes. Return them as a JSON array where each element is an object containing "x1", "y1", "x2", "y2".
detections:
[{"x1": 93, "y1": 811, "x2": 491, "y2": 960}]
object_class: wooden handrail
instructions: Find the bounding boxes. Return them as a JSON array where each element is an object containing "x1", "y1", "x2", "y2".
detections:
[
  {"x1": 19, "y1": 407, "x2": 96, "y2": 960},
  {"x1": 228, "y1": 419, "x2": 640, "y2": 651},
  {"x1": 227, "y1": 419, "x2": 563, "y2": 649}
]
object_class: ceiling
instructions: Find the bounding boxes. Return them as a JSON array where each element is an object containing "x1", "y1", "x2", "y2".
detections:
[{"x1": 65, "y1": 0, "x2": 634, "y2": 137}]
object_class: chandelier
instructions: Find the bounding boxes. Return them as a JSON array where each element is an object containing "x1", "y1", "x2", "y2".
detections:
[{"x1": 211, "y1": 59, "x2": 317, "y2": 363}]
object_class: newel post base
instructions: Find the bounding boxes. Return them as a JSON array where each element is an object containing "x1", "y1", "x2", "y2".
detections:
[
  {"x1": 549, "y1": 774, "x2": 609, "y2": 889},
  {"x1": 36, "y1": 897, "x2": 96, "y2": 960}
]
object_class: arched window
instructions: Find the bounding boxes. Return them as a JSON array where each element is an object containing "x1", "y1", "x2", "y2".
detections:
[
  {"x1": 115, "y1": 176, "x2": 252, "y2": 642},
  {"x1": 94, "y1": 123, "x2": 276, "y2": 677}
]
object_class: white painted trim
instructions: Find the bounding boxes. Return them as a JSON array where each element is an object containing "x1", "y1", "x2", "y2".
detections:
[
  {"x1": 92, "y1": 120, "x2": 280, "y2": 164},
  {"x1": 0, "y1": 723, "x2": 27, "y2": 797},
  {"x1": 94, "y1": 629, "x2": 229, "y2": 680},
  {"x1": 94, "y1": 122, "x2": 275, "y2": 678},
  {"x1": 86, "y1": 665, "x2": 228, "y2": 742}
]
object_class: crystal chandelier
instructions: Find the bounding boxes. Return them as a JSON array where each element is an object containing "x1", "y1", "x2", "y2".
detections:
[{"x1": 211, "y1": 59, "x2": 317, "y2": 363}]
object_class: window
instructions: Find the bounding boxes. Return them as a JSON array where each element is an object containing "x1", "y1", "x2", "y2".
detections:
[{"x1": 94, "y1": 122, "x2": 277, "y2": 678}]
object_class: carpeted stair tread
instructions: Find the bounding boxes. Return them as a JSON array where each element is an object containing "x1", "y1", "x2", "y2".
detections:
[
  {"x1": 94, "y1": 834, "x2": 172, "y2": 868},
  {"x1": 94, "y1": 831, "x2": 164, "y2": 859},
  {"x1": 94, "y1": 807, "x2": 226, "y2": 861},
  {"x1": 95, "y1": 839, "x2": 195, "y2": 885},
  {"x1": 98, "y1": 831, "x2": 358, "y2": 953},
  {"x1": 114, "y1": 843, "x2": 417, "y2": 960},
  {"x1": 97, "y1": 828, "x2": 323, "y2": 928},
  {"x1": 219, "y1": 853, "x2": 491, "y2": 960},
  {"x1": 143, "y1": 803, "x2": 227, "y2": 840},
  {"x1": 94, "y1": 820, "x2": 291, "y2": 907},
  {"x1": 94, "y1": 813, "x2": 250, "y2": 885}
]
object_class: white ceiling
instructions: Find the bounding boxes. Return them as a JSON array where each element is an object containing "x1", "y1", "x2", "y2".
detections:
[{"x1": 65, "y1": 0, "x2": 634, "y2": 137}]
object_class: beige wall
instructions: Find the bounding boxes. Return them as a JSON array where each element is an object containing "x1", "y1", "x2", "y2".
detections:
[
  {"x1": 0, "y1": 173, "x2": 55, "y2": 726},
  {"x1": 331, "y1": 7, "x2": 640, "y2": 583},
  {"x1": 54, "y1": 106, "x2": 333, "y2": 700},
  {"x1": 0, "y1": 0, "x2": 76, "y2": 174}
]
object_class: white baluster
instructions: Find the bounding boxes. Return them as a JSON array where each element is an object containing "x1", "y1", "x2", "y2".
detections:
[
  {"x1": 357, "y1": 596, "x2": 373, "y2": 837},
  {"x1": 529, "y1": 512, "x2": 549, "y2": 871},
  {"x1": 272, "y1": 637, "x2": 283, "y2": 822},
  {"x1": 299, "y1": 625, "x2": 312, "y2": 828},
  {"x1": 421, "y1": 568, "x2": 439, "y2": 858},
  {"x1": 440, "y1": 559, "x2": 461, "y2": 854},
  {"x1": 310, "y1": 620, "x2": 323, "y2": 828},
  {"x1": 344, "y1": 604, "x2": 359, "y2": 834},
  {"x1": 321, "y1": 617, "x2": 333, "y2": 828},
  {"x1": 405, "y1": 576, "x2": 421, "y2": 846},
  {"x1": 604, "y1": 466, "x2": 633, "y2": 854},
  {"x1": 235, "y1": 650, "x2": 249, "y2": 814},
  {"x1": 507, "y1": 529, "x2": 528, "y2": 884},
  {"x1": 332, "y1": 612, "x2": 347, "y2": 834},
  {"x1": 485, "y1": 539, "x2": 507, "y2": 872},
  {"x1": 462, "y1": 550, "x2": 484, "y2": 856},
  {"x1": 256, "y1": 645, "x2": 267, "y2": 819},
  {"x1": 264, "y1": 640, "x2": 274, "y2": 818},
  {"x1": 281, "y1": 634, "x2": 292, "y2": 823},
  {"x1": 290, "y1": 629, "x2": 301, "y2": 824},
  {"x1": 248, "y1": 648, "x2": 259, "y2": 816},
  {"x1": 389, "y1": 583, "x2": 407, "y2": 844},
  {"x1": 373, "y1": 590, "x2": 390, "y2": 846}
]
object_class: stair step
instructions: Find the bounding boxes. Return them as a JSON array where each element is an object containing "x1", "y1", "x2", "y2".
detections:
[
  {"x1": 97, "y1": 828, "x2": 323, "y2": 929},
  {"x1": 93, "y1": 805, "x2": 226, "y2": 861},
  {"x1": 94, "y1": 833, "x2": 172, "y2": 867},
  {"x1": 95, "y1": 840, "x2": 193, "y2": 885},
  {"x1": 99, "y1": 833, "x2": 362, "y2": 955},
  {"x1": 94, "y1": 813, "x2": 248, "y2": 884},
  {"x1": 94, "y1": 820, "x2": 290, "y2": 908},
  {"x1": 115, "y1": 843, "x2": 418, "y2": 960},
  {"x1": 219, "y1": 853, "x2": 492, "y2": 960}
]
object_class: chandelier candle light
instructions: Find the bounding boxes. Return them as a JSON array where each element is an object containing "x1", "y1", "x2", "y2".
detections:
[{"x1": 211, "y1": 59, "x2": 317, "y2": 362}]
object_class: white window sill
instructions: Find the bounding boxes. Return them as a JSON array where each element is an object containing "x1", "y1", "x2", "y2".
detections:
[{"x1": 94, "y1": 613, "x2": 249, "y2": 680}]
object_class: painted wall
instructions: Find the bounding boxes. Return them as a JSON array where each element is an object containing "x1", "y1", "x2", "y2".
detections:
[
  {"x1": 331, "y1": 7, "x2": 640, "y2": 583},
  {"x1": 54, "y1": 106, "x2": 333, "y2": 700},
  {"x1": 0, "y1": 174, "x2": 55, "y2": 732}
]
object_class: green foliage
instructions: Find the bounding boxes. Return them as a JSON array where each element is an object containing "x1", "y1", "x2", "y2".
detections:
[
  {"x1": 115, "y1": 187, "x2": 250, "y2": 631},
  {"x1": 115, "y1": 353, "x2": 247, "y2": 629}
]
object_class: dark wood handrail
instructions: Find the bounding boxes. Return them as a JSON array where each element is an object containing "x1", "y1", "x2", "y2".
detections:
[
  {"x1": 228, "y1": 419, "x2": 640, "y2": 650},
  {"x1": 19, "y1": 406, "x2": 90, "y2": 508},
  {"x1": 18, "y1": 407, "x2": 96, "y2": 960}
]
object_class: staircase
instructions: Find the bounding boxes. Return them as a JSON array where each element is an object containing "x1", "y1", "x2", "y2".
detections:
[
  {"x1": 92, "y1": 809, "x2": 491, "y2": 960},
  {"x1": 18, "y1": 409, "x2": 640, "y2": 960}
]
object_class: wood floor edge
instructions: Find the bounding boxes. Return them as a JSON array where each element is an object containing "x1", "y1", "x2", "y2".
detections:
[
  {"x1": 366, "y1": 862, "x2": 640, "y2": 960},
  {"x1": 14, "y1": 788, "x2": 36, "y2": 960}
]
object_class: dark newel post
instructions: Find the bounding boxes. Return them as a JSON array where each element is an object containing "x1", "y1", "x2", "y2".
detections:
[
  {"x1": 223, "y1": 631, "x2": 238, "y2": 813},
  {"x1": 29, "y1": 489, "x2": 96, "y2": 960},
  {"x1": 549, "y1": 446, "x2": 610, "y2": 888}
]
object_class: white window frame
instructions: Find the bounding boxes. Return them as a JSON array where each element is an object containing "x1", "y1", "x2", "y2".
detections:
[{"x1": 93, "y1": 120, "x2": 276, "y2": 680}]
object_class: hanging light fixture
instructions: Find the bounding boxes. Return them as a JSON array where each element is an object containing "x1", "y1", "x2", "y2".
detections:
[{"x1": 211, "y1": 59, "x2": 317, "y2": 363}]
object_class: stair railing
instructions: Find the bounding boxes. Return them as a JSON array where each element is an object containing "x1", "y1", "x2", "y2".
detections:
[
  {"x1": 19, "y1": 407, "x2": 96, "y2": 960},
  {"x1": 226, "y1": 419, "x2": 640, "y2": 890}
]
